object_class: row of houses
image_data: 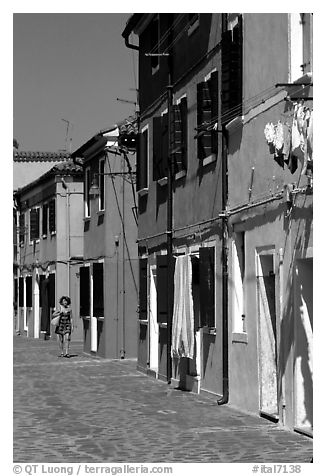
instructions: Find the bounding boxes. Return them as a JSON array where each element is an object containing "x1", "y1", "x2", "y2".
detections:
[{"x1": 13, "y1": 13, "x2": 313, "y2": 436}]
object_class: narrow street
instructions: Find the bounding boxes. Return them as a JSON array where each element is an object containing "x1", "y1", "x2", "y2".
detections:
[{"x1": 13, "y1": 335, "x2": 312, "y2": 463}]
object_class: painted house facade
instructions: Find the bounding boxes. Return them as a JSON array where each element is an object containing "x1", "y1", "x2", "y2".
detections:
[
  {"x1": 14, "y1": 160, "x2": 84, "y2": 342},
  {"x1": 71, "y1": 122, "x2": 138, "y2": 359},
  {"x1": 123, "y1": 13, "x2": 313, "y2": 434}
]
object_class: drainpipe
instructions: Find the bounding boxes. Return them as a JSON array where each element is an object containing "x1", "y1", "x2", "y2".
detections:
[{"x1": 217, "y1": 124, "x2": 229, "y2": 406}]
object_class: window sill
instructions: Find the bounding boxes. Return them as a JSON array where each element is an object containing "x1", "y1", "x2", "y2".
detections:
[
  {"x1": 83, "y1": 217, "x2": 91, "y2": 221},
  {"x1": 81, "y1": 315, "x2": 90, "y2": 320},
  {"x1": 175, "y1": 170, "x2": 187, "y2": 181},
  {"x1": 50, "y1": 231, "x2": 56, "y2": 237},
  {"x1": 138, "y1": 187, "x2": 149, "y2": 196},
  {"x1": 158, "y1": 177, "x2": 168, "y2": 186},
  {"x1": 139, "y1": 319, "x2": 148, "y2": 325},
  {"x1": 42, "y1": 234, "x2": 47, "y2": 239},
  {"x1": 159, "y1": 322, "x2": 167, "y2": 328},
  {"x1": 202, "y1": 154, "x2": 216, "y2": 167},
  {"x1": 232, "y1": 332, "x2": 248, "y2": 344},
  {"x1": 97, "y1": 210, "x2": 105, "y2": 215}
]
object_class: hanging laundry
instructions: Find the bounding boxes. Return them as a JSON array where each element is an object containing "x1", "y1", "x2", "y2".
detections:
[
  {"x1": 282, "y1": 123, "x2": 291, "y2": 163},
  {"x1": 171, "y1": 255, "x2": 194, "y2": 360},
  {"x1": 264, "y1": 122, "x2": 276, "y2": 154},
  {"x1": 307, "y1": 110, "x2": 313, "y2": 162},
  {"x1": 274, "y1": 121, "x2": 284, "y2": 153}
]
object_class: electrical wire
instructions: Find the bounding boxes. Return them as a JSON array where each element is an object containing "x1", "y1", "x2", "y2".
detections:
[{"x1": 147, "y1": 14, "x2": 186, "y2": 55}]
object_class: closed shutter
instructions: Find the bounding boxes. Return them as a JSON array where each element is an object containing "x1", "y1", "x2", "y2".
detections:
[
  {"x1": 139, "y1": 258, "x2": 148, "y2": 320},
  {"x1": 26, "y1": 276, "x2": 33, "y2": 307},
  {"x1": 42, "y1": 204, "x2": 48, "y2": 236},
  {"x1": 173, "y1": 99, "x2": 188, "y2": 173},
  {"x1": 14, "y1": 278, "x2": 18, "y2": 308},
  {"x1": 199, "y1": 247, "x2": 215, "y2": 327},
  {"x1": 79, "y1": 267, "x2": 90, "y2": 316},
  {"x1": 30, "y1": 208, "x2": 40, "y2": 241},
  {"x1": 18, "y1": 277, "x2": 24, "y2": 306},
  {"x1": 48, "y1": 273, "x2": 55, "y2": 308},
  {"x1": 93, "y1": 263, "x2": 104, "y2": 317},
  {"x1": 180, "y1": 97, "x2": 188, "y2": 169},
  {"x1": 161, "y1": 112, "x2": 168, "y2": 178},
  {"x1": 49, "y1": 199, "x2": 56, "y2": 233}
]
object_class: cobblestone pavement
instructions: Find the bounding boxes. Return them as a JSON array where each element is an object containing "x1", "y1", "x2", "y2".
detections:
[{"x1": 13, "y1": 335, "x2": 313, "y2": 463}]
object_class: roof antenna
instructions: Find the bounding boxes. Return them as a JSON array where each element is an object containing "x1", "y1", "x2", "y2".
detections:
[{"x1": 61, "y1": 118, "x2": 73, "y2": 153}]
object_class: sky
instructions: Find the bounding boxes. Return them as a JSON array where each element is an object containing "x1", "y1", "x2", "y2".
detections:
[{"x1": 13, "y1": 13, "x2": 138, "y2": 152}]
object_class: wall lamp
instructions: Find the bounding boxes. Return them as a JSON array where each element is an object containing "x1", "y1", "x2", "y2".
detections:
[{"x1": 89, "y1": 171, "x2": 136, "y2": 199}]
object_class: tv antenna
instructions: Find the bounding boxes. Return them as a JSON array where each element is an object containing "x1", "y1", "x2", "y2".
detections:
[{"x1": 61, "y1": 118, "x2": 73, "y2": 153}]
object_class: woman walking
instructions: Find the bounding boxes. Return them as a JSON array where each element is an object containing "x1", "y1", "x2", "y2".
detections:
[{"x1": 52, "y1": 296, "x2": 75, "y2": 358}]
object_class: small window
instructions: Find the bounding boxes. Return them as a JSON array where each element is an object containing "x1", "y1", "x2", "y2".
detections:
[
  {"x1": 85, "y1": 167, "x2": 91, "y2": 218},
  {"x1": 99, "y1": 159, "x2": 105, "y2": 211}
]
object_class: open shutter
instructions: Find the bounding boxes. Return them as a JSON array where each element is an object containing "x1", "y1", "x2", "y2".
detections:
[
  {"x1": 161, "y1": 112, "x2": 168, "y2": 178},
  {"x1": 80, "y1": 267, "x2": 90, "y2": 316},
  {"x1": 180, "y1": 97, "x2": 188, "y2": 169},
  {"x1": 209, "y1": 71, "x2": 219, "y2": 154},
  {"x1": 42, "y1": 204, "x2": 48, "y2": 236},
  {"x1": 30, "y1": 209, "x2": 39, "y2": 241},
  {"x1": 14, "y1": 278, "x2": 18, "y2": 308},
  {"x1": 39, "y1": 274, "x2": 45, "y2": 307},
  {"x1": 157, "y1": 255, "x2": 168, "y2": 323},
  {"x1": 93, "y1": 263, "x2": 104, "y2": 317},
  {"x1": 26, "y1": 276, "x2": 33, "y2": 307},
  {"x1": 221, "y1": 17, "x2": 243, "y2": 122},
  {"x1": 19, "y1": 277, "x2": 24, "y2": 307},
  {"x1": 153, "y1": 117, "x2": 162, "y2": 181},
  {"x1": 48, "y1": 273, "x2": 55, "y2": 309},
  {"x1": 137, "y1": 129, "x2": 148, "y2": 191},
  {"x1": 139, "y1": 258, "x2": 148, "y2": 320},
  {"x1": 49, "y1": 199, "x2": 56, "y2": 233},
  {"x1": 197, "y1": 81, "x2": 212, "y2": 159},
  {"x1": 199, "y1": 247, "x2": 215, "y2": 327},
  {"x1": 172, "y1": 104, "x2": 183, "y2": 172}
]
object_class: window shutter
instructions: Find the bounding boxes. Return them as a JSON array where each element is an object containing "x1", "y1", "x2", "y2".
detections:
[
  {"x1": 30, "y1": 209, "x2": 39, "y2": 241},
  {"x1": 157, "y1": 255, "x2": 168, "y2": 323},
  {"x1": 93, "y1": 263, "x2": 104, "y2": 317},
  {"x1": 39, "y1": 274, "x2": 45, "y2": 307},
  {"x1": 79, "y1": 267, "x2": 90, "y2": 316},
  {"x1": 139, "y1": 258, "x2": 148, "y2": 320},
  {"x1": 209, "y1": 71, "x2": 219, "y2": 154},
  {"x1": 19, "y1": 277, "x2": 24, "y2": 306},
  {"x1": 221, "y1": 18, "x2": 243, "y2": 121},
  {"x1": 161, "y1": 112, "x2": 168, "y2": 178},
  {"x1": 172, "y1": 104, "x2": 183, "y2": 173},
  {"x1": 153, "y1": 117, "x2": 162, "y2": 181},
  {"x1": 42, "y1": 204, "x2": 48, "y2": 236},
  {"x1": 26, "y1": 276, "x2": 33, "y2": 307},
  {"x1": 19, "y1": 213, "x2": 25, "y2": 244},
  {"x1": 197, "y1": 82, "x2": 212, "y2": 159},
  {"x1": 48, "y1": 273, "x2": 55, "y2": 308},
  {"x1": 49, "y1": 199, "x2": 56, "y2": 233},
  {"x1": 180, "y1": 97, "x2": 188, "y2": 169},
  {"x1": 137, "y1": 130, "x2": 148, "y2": 191},
  {"x1": 14, "y1": 278, "x2": 18, "y2": 308},
  {"x1": 199, "y1": 247, "x2": 215, "y2": 327}
]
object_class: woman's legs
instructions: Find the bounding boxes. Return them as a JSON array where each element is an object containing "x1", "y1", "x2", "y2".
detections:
[
  {"x1": 63, "y1": 333, "x2": 71, "y2": 357},
  {"x1": 58, "y1": 335, "x2": 64, "y2": 356}
]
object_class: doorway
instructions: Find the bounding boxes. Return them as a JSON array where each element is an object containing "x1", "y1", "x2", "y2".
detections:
[
  {"x1": 149, "y1": 265, "x2": 159, "y2": 372},
  {"x1": 256, "y1": 249, "x2": 278, "y2": 419}
]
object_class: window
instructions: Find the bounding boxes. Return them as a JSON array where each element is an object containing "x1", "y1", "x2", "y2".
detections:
[
  {"x1": 19, "y1": 212, "x2": 25, "y2": 245},
  {"x1": 79, "y1": 266, "x2": 90, "y2": 316},
  {"x1": 29, "y1": 208, "x2": 40, "y2": 242},
  {"x1": 199, "y1": 247, "x2": 215, "y2": 327},
  {"x1": 85, "y1": 167, "x2": 91, "y2": 217},
  {"x1": 289, "y1": 13, "x2": 313, "y2": 81},
  {"x1": 137, "y1": 126, "x2": 149, "y2": 192},
  {"x1": 99, "y1": 159, "x2": 105, "y2": 211},
  {"x1": 42, "y1": 204, "x2": 48, "y2": 237},
  {"x1": 93, "y1": 262, "x2": 104, "y2": 317},
  {"x1": 232, "y1": 232, "x2": 246, "y2": 334},
  {"x1": 153, "y1": 111, "x2": 168, "y2": 181},
  {"x1": 26, "y1": 276, "x2": 33, "y2": 308},
  {"x1": 139, "y1": 258, "x2": 148, "y2": 320},
  {"x1": 49, "y1": 199, "x2": 56, "y2": 234},
  {"x1": 173, "y1": 96, "x2": 188, "y2": 174},
  {"x1": 197, "y1": 71, "x2": 219, "y2": 161}
]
